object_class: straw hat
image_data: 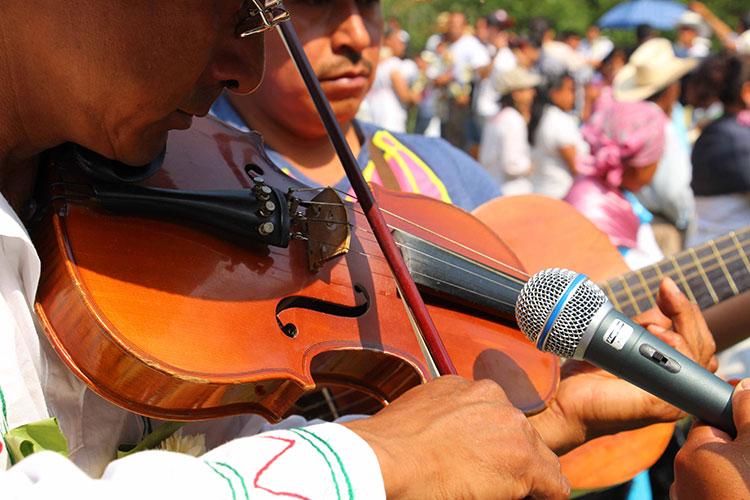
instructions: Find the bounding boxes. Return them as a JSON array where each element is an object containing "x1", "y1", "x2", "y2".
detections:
[
  {"x1": 614, "y1": 38, "x2": 698, "y2": 102},
  {"x1": 493, "y1": 67, "x2": 542, "y2": 96}
]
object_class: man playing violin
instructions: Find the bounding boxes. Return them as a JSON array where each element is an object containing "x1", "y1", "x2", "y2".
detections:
[{"x1": 0, "y1": 1, "x2": 721, "y2": 498}]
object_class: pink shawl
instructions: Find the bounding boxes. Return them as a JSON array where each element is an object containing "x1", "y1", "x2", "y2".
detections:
[{"x1": 565, "y1": 101, "x2": 667, "y2": 249}]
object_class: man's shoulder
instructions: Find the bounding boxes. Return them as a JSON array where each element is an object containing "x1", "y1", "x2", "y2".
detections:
[
  {"x1": 358, "y1": 122, "x2": 500, "y2": 210},
  {"x1": 699, "y1": 116, "x2": 750, "y2": 145},
  {"x1": 362, "y1": 122, "x2": 479, "y2": 169}
]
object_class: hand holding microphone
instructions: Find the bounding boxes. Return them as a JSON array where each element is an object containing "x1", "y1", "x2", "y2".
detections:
[{"x1": 516, "y1": 269, "x2": 733, "y2": 436}]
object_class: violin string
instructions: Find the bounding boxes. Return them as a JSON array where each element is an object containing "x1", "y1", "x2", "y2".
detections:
[
  {"x1": 378, "y1": 208, "x2": 531, "y2": 279},
  {"x1": 392, "y1": 242, "x2": 524, "y2": 295},
  {"x1": 300, "y1": 200, "x2": 530, "y2": 279},
  {"x1": 301, "y1": 235, "x2": 521, "y2": 310},
  {"x1": 352, "y1": 208, "x2": 530, "y2": 279}
]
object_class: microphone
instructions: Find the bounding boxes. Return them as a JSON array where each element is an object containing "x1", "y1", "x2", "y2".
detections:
[{"x1": 515, "y1": 268, "x2": 736, "y2": 436}]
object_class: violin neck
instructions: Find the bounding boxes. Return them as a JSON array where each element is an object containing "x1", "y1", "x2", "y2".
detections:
[
  {"x1": 393, "y1": 228, "x2": 524, "y2": 322},
  {"x1": 604, "y1": 227, "x2": 750, "y2": 317}
]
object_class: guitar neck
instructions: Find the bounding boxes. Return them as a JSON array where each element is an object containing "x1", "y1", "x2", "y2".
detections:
[{"x1": 602, "y1": 227, "x2": 750, "y2": 317}]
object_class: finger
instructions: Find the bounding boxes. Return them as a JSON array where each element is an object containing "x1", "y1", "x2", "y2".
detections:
[
  {"x1": 706, "y1": 355, "x2": 719, "y2": 373},
  {"x1": 657, "y1": 278, "x2": 715, "y2": 363},
  {"x1": 733, "y1": 379, "x2": 750, "y2": 440},
  {"x1": 634, "y1": 307, "x2": 672, "y2": 331},
  {"x1": 647, "y1": 325, "x2": 694, "y2": 358},
  {"x1": 686, "y1": 421, "x2": 733, "y2": 446},
  {"x1": 528, "y1": 443, "x2": 570, "y2": 500}
]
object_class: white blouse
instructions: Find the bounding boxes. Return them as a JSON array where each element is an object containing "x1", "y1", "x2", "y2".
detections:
[{"x1": 0, "y1": 194, "x2": 384, "y2": 498}]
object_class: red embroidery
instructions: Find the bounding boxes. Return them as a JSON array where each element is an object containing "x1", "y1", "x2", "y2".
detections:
[{"x1": 254, "y1": 435, "x2": 312, "y2": 500}]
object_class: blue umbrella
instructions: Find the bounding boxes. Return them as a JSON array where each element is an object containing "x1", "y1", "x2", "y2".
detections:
[{"x1": 598, "y1": 0, "x2": 687, "y2": 30}]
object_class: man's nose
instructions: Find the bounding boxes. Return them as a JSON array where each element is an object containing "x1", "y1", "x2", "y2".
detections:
[
  {"x1": 330, "y1": 2, "x2": 374, "y2": 55},
  {"x1": 211, "y1": 33, "x2": 266, "y2": 95}
]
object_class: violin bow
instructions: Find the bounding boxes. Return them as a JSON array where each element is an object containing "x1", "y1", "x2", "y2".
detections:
[{"x1": 275, "y1": 20, "x2": 457, "y2": 377}]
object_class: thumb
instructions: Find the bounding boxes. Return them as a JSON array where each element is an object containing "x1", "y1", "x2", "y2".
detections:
[{"x1": 733, "y1": 379, "x2": 750, "y2": 441}]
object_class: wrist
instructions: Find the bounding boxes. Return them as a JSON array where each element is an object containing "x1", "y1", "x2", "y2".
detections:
[{"x1": 342, "y1": 420, "x2": 408, "y2": 498}]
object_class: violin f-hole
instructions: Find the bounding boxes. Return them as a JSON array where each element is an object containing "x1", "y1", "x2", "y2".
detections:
[{"x1": 275, "y1": 284, "x2": 371, "y2": 338}]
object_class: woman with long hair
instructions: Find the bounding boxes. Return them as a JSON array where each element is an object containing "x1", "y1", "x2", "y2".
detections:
[
  {"x1": 528, "y1": 73, "x2": 589, "y2": 199},
  {"x1": 478, "y1": 67, "x2": 540, "y2": 195}
]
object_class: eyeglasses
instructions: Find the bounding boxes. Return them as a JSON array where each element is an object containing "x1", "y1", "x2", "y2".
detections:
[{"x1": 236, "y1": 0, "x2": 290, "y2": 37}]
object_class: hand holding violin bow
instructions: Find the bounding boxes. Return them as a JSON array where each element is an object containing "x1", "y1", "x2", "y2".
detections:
[{"x1": 345, "y1": 376, "x2": 570, "y2": 499}]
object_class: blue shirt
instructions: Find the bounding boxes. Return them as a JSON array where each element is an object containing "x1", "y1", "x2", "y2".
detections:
[{"x1": 209, "y1": 94, "x2": 501, "y2": 211}]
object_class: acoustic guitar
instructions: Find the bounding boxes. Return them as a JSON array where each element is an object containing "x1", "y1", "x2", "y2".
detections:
[{"x1": 475, "y1": 194, "x2": 750, "y2": 490}]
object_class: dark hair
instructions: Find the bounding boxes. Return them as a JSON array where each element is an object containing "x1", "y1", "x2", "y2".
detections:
[
  {"x1": 601, "y1": 47, "x2": 627, "y2": 67},
  {"x1": 720, "y1": 55, "x2": 750, "y2": 109},
  {"x1": 528, "y1": 17, "x2": 552, "y2": 48},
  {"x1": 636, "y1": 24, "x2": 657, "y2": 44},
  {"x1": 741, "y1": 11, "x2": 750, "y2": 32},
  {"x1": 528, "y1": 73, "x2": 574, "y2": 145},
  {"x1": 646, "y1": 85, "x2": 671, "y2": 103},
  {"x1": 685, "y1": 52, "x2": 732, "y2": 108},
  {"x1": 560, "y1": 30, "x2": 580, "y2": 41},
  {"x1": 499, "y1": 93, "x2": 516, "y2": 110}
]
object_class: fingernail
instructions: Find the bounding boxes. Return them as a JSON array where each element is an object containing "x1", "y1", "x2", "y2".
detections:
[
  {"x1": 649, "y1": 324, "x2": 667, "y2": 333},
  {"x1": 663, "y1": 277, "x2": 680, "y2": 295},
  {"x1": 738, "y1": 379, "x2": 750, "y2": 391}
]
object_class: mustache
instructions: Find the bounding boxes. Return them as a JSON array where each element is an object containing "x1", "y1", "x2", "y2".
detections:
[{"x1": 316, "y1": 51, "x2": 374, "y2": 79}]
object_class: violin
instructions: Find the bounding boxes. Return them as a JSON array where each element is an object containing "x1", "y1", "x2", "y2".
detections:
[{"x1": 32, "y1": 115, "x2": 559, "y2": 423}]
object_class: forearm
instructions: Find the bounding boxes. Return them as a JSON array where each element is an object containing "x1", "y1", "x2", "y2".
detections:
[{"x1": 0, "y1": 423, "x2": 385, "y2": 499}]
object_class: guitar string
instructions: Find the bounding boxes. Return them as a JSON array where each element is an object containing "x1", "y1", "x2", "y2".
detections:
[
  {"x1": 606, "y1": 241, "x2": 750, "y2": 305},
  {"x1": 608, "y1": 251, "x2": 749, "y2": 306}
]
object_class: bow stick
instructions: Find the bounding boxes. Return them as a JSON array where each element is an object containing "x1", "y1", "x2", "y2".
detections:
[{"x1": 275, "y1": 20, "x2": 456, "y2": 377}]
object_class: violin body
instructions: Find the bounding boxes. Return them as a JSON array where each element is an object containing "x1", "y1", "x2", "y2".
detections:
[{"x1": 33, "y1": 116, "x2": 558, "y2": 422}]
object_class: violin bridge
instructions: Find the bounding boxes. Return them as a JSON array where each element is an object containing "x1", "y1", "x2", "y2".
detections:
[{"x1": 305, "y1": 188, "x2": 350, "y2": 272}]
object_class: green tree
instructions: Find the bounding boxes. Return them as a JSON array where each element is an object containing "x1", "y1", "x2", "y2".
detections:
[{"x1": 382, "y1": 0, "x2": 748, "y2": 52}]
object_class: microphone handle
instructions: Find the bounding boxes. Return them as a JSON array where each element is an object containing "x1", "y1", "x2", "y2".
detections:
[{"x1": 584, "y1": 309, "x2": 736, "y2": 437}]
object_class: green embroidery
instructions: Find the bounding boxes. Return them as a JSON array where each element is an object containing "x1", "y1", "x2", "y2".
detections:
[
  {"x1": 289, "y1": 429, "x2": 352, "y2": 500},
  {"x1": 0, "y1": 386, "x2": 8, "y2": 434},
  {"x1": 213, "y1": 462, "x2": 249, "y2": 500},
  {"x1": 3, "y1": 417, "x2": 68, "y2": 465},
  {"x1": 295, "y1": 428, "x2": 354, "y2": 499},
  {"x1": 205, "y1": 461, "x2": 237, "y2": 500}
]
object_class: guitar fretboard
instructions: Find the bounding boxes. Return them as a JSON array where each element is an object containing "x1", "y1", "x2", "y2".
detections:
[{"x1": 602, "y1": 228, "x2": 750, "y2": 317}]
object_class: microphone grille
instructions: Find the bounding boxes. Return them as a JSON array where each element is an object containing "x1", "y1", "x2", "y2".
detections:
[{"x1": 515, "y1": 268, "x2": 608, "y2": 358}]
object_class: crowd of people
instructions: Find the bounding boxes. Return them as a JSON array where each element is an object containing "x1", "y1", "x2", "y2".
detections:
[
  {"x1": 361, "y1": 3, "x2": 750, "y2": 270},
  {"x1": 0, "y1": 1, "x2": 748, "y2": 499}
]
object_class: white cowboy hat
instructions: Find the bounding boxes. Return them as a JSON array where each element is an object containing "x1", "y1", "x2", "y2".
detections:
[
  {"x1": 493, "y1": 67, "x2": 542, "y2": 96},
  {"x1": 614, "y1": 38, "x2": 699, "y2": 102}
]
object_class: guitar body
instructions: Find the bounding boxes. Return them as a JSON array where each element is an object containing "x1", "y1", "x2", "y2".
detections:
[{"x1": 473, "y1": 195, "x2": 674, "y2": 490}]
